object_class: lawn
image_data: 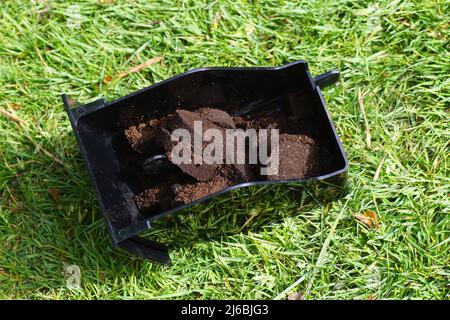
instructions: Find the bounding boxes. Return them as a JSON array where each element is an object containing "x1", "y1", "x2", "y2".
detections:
[{"x1": 0, "y1": 0, "x2": 449, "y2": 299}]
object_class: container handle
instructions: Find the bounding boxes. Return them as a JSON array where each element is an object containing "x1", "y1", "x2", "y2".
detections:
[
  {"x1": 313, "y1": 69, "x2": 339, "y2": 88},
  {"x1": 117, "y1": 236, "x2": 171, "y2": 265}
]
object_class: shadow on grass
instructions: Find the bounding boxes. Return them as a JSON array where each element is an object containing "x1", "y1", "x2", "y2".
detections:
[{"x1": 142, "y1": 181, "x2": 347, "y2": 255}]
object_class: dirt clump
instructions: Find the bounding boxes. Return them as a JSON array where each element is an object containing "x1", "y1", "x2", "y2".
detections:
[
  {"x1": 266, "y1": 134, "x2": 321, "y2": 181},
  {"x1": 197, "y1": 107, "x2": 235, "y2": 129}
]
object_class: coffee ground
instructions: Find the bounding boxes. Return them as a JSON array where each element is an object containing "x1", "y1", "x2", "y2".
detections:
[
  {"x1": 266, "y1": 134, "x2": 320, "y2": 181},
  {"x1": 197, "y1": 107, "x2": 236, "y2": 129},
  {"x1": 124, "y1": 119, "x2": 161, "y2": 154},
  {"x1": 134, "y1": 186, "x2": 161, "y2": 212},
  {"x1": 126, "y1": 107, "x2": 323, "y2": 215},
  {"x1": 124, "y1": 114, "x2": 173, "y2": 154},
  {"x1": 173, "y1": 176, "x2": 231, "y2": 204}
]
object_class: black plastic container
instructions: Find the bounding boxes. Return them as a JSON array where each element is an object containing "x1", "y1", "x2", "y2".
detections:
[{"x1": 63, "y1": 60, "x2": 348, "y2": 264}]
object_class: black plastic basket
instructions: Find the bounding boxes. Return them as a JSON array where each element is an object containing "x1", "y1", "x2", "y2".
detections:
[{"x1": 63, "y1": 60, "x2": 348, "y2": 264}]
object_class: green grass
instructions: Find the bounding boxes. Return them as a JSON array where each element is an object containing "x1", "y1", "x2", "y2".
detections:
[{"x1": 0, "y1": 0, "x2": 449, "y2": 299}]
